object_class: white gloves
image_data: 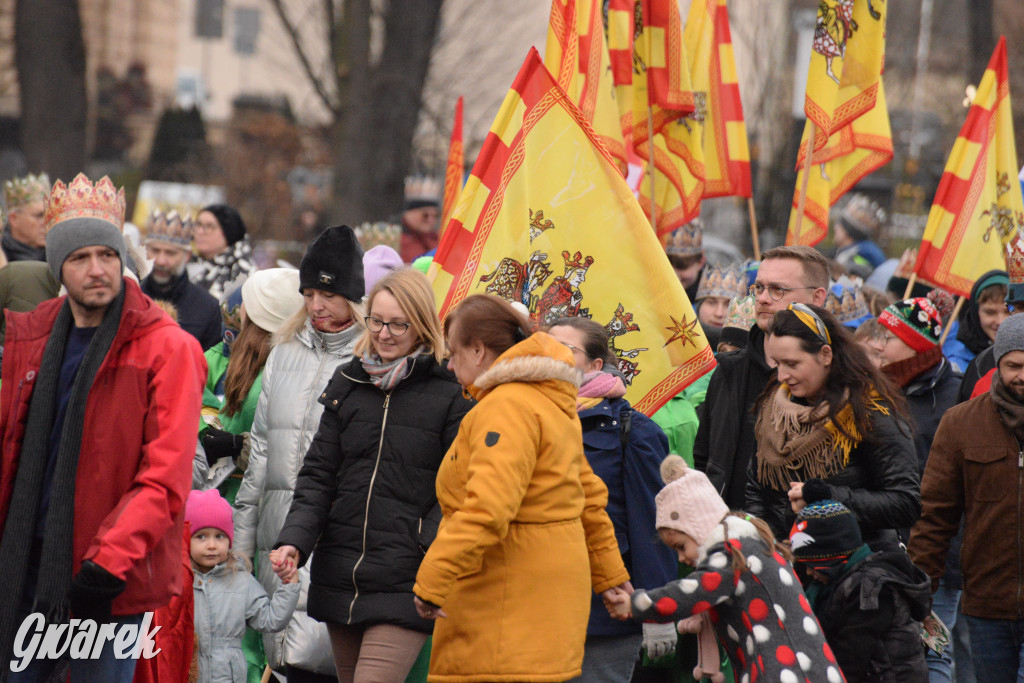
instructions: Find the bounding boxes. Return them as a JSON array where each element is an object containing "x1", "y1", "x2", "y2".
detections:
[{"x1": 642, "y1": 621, "x2": 678, "y2": 660}]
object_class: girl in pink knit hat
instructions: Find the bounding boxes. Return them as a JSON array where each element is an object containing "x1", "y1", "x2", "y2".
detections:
[
  {"x1": 606, "y1": 456, "x2": 846, "y2": 683},
  {"x1": 186, "y1": 489, "x2": 301, "y2": 682}
]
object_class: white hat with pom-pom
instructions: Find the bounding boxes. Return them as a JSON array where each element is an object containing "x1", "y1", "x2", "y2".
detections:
[{"x1": 654, "y1": 455, "x2": 729, "y2": 546}]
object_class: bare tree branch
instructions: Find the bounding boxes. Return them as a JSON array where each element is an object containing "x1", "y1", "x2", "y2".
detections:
[{"x1": 266, "y1": 0, "x2": 339, "y2": 117}]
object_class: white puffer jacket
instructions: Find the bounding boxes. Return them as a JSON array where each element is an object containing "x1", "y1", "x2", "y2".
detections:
[{"x1": 234, "y1": 317, "x2": 360, "y2": 674}]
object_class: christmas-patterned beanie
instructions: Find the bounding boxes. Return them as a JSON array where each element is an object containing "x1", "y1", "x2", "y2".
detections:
[
  {"x1": 878, "y1": 297, "x2": 942, "y2": 353},
  {"x1": 789, "y1": 500, "x2": 863, "y2": 572}
]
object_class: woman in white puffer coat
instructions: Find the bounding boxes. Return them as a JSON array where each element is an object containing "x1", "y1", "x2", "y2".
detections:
[{"x1": 233, "y1": 225, "x2": 365, "y2": 681}]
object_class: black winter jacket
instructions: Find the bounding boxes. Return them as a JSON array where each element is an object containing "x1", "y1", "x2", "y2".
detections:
[
  {"x1": 957, "y1": 345, "x2": 994, "y2": 403},
  {"x1": 811, "y1": 550, "x2": 931, "y2": 683},
  {"x1": 693, "y1": 325, "x2": 774, "y2": 509},
  {"x1": 275, "y1": 355, "x2": 472, "y2": 633},
  {"x1": 141, "y1": 270, "x2": 222, "y2": 351},
  {"x1": 745, "y1": 408, "x2": 921, "y2": 551}
]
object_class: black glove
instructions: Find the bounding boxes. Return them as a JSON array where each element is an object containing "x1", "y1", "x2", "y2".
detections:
[
  {"x1": 202, "y1": 427, "x2": 244, "y2": 465},
  {"x1": 70, "y1": 561, "x2": 126, "y2": 622}
]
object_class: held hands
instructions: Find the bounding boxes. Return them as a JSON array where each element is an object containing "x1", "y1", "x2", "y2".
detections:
[
  {"x1": 601, "y1": 581, "x2": 634, "y2": 621},
  {"x1": 269, "y1": 546, "x2": 299, "y2": 584},
  {"x1": 788, "y1": 482, "x2": 806, "y2": 514},
  {"x1": 414, "y1": 596, "x2": 448, "y2": 620}
]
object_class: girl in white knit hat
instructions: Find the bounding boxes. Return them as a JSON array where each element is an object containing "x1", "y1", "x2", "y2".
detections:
[{"x1": 606, "y1": 455, "x2": 846, "y2": 683}]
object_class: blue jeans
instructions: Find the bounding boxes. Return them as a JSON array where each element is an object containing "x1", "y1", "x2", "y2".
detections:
[
  {"x1": 928, "y1": 579, "x2": 960, "y2": 682},
  {"x1": 8, "y1": 613, "x2": 144, "y2": 682},
  {"x1": 964, "y1": 615, "x2": 1024, "y2": 682},
  {"x1": 567, "y1": 633, "x2": 643, "y2": 683}
]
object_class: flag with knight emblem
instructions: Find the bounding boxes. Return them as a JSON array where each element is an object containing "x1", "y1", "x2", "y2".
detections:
[
  {"x1": 544, "y1": 0, "x2": 628, "y2": 175},
  {"x1": 913, "y1": 37, "x2": 1024, "y2": 298},
  {"x1": 440, "y1": 96, "x2": 464, "y2": 236},
  {"x1": 430, "y1": 48, "x2": 715, "y2": 415}
]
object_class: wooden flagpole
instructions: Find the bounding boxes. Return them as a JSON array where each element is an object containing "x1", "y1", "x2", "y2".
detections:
[
  {"x1": 647, "y1": 105, "x2": 658, "y2": 230},
  {"x1": 938, "y1": 296, "x2": 965, "y2": 345},
  {"x1": 794, "y1": 120, "x2": 817, "y2": 245},
  {"x1": 902, "y1": 272, "x2": 918, "y2": 300},
  {"x1": 747, "y1": 197, "x2": 761, "y2": 260}
]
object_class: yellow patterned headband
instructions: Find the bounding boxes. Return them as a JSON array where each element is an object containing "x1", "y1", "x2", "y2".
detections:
[{"x1": 788, "y1": 303, "x2": 831, "y2": 345}]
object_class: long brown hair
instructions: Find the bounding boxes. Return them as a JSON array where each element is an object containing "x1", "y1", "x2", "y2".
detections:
[
  {"x1": 762, "y1": 304, "x2": 909, "y2": 440},
  {"x1": 223, "y1": 321, "x2": 272, "y2": 416}
]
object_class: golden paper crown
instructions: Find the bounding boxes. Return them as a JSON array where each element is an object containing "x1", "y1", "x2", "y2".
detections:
[
  {"x1": 696, "y1": 263, "x2": 746, "y2": 301},
  {"x1": 826, "y1": 277, "x2": 871, "y2": 327},
  {"x1": 353, "y1": 221, "x2": 403, "y2": 253},
  {"x1": 840, "y1": 193, "x2": 887, "y2": 237},
  {"x1": 4, "y1": 173, "x2": 50, "y2": 211},
  {"x1": 1007, "y1": 239, "x2": 1024, "y2": 284},
  {"x1": 404, "y1": 175, "x2": 442, "y2": 202},
  {"x1": 722, "y1": 295, "x2": 756, "y2": 331},
  {"x1": 146, "y1": 209, "x2": 194, "y2": 248},
  {"x1": 664, "y1": 218, "x2": 703, "y2": 256},
  {"x1": 44, "y1": 174, "x2": 125, "y2": 232}
]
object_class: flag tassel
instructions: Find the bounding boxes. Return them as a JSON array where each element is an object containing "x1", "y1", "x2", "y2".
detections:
[
  {"x1": 938, "y1": 296, "x2": 965, "y2": 345},
  {"x1": 794, "y1": 120, "x2": 817, "y2": 245}
]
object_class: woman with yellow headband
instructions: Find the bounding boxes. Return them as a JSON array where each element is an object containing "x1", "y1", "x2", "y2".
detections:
[{"x1": 746, "y1": 303, "x2": 920, "y2": 552}]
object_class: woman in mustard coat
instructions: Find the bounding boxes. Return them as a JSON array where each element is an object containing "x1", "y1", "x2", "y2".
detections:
[{"x1": 413, "y1": 295, "x2": 631, "y2": 683}]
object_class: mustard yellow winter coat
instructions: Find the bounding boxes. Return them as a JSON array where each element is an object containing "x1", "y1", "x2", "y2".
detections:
[{"x1": 413, "y1": 332, "x2": 629, "y2": 683}]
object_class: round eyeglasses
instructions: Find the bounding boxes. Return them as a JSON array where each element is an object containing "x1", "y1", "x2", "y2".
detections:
[{"x1": 364, "y1": 316, "x2": 411, "y2": 336}]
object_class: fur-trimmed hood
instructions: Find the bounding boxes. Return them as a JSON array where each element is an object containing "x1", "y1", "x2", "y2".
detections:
[
  {"x1": 695, "y1": 514, "x2": 763, "y2": 567},
  {"x1": 468, "y1": 331, "x2": 582, "y2": 412}
]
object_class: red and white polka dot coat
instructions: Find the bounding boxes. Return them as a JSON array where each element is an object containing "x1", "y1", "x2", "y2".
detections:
[{"x1": 632, "y1": 517, "x2": 846, "y2": 683}]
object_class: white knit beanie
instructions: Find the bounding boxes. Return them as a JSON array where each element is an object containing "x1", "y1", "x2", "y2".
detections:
[
  {"x1": 241, "y1": 268, "x2": 303, "y2": 334},
  {"x1": 655, "y1": 455, "x2": 730, "y2": 545}
]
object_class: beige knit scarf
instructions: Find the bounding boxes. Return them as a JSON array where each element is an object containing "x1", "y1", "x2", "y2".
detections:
[{"x1": 754, "y1": 384, "x2": 888, "y2": 492}]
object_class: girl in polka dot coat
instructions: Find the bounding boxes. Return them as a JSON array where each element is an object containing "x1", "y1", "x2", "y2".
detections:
[{"x1": 607, "y1": 456, "x2": 845, "y2": 683}]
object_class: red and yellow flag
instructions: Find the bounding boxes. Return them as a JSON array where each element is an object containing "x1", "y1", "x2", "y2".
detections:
[
  {"x1": 605, "y1": 0, "x2": 638, "y2": 145},
  {"x1": 429, "y1": 49, "x2": 715, "y2": 414},
  {"x1": 630, "y1": 0, "x2": 695, "y2": 146},
  {"x1": 804, "y1": 0, "x2": 886, "y2": 152},
  {"x1": 683, "y1": 0, "x2": 751, "y2": 199},
  {"x1": 786, "y1": 81, "x2": 892, "y2": 246},
  {"x1": 912, "y1": 37, "x2": 1024, "y2": 298},
  {"x1": 637, "y1": 126, "x2": 704, "y2": 235},
  {"x1": 544, "y1": 0, "x2": 628, "y2": 174},
  {"x1": 440, "y1": 96, "x2": 463, "y2": 236}
]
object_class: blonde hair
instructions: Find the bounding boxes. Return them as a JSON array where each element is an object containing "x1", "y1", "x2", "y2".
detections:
[
  {"x1": 272, "y1": 294, "x2": 365, "y2": 347},
  {"x1": 353, "y1": 268, "x2": 446, "y2": 363}
]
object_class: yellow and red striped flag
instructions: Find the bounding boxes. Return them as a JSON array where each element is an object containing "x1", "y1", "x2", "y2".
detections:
[
  {"x1": 605, "y1": 0, "x2": 638, "y2": 147},
  {"x1": 439, "y1": 96, "x2": 463, "y2": 236},
  {"x1": 637, "y1": 126, "x2": 704, "y2": 235},
  {"x1": 429, "y1": 49, "x2": 715, "y2": 414},
  {"x1": 684, "y1": 0, "x2": 751, "y2": 199},
  {"x1": 786, "y1": 81, "x2": 892, "y2": 246},
  {"x1": 544, "y1": 0, "x2": 628, "y2": 175},
  {"x1": 803, "y1": 0, "x2": 886, "y2": 147},
  {"x1": 630, "y1": 0, "x2": 695, "y2": 146},
  {"x1": 912, "y1": 37, "x2": 1024, "y2": 298}
]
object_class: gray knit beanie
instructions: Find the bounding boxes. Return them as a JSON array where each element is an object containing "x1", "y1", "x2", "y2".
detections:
[
  {"x1": 46, "y1": 217, "x2": 126, "y2": 282},
  {"x1": 994, "y1": 313, "x2": 1024, "y2": 365}
]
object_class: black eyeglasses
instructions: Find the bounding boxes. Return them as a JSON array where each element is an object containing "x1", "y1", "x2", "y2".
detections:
[
  {"x1": 749, "y1": 282, "x2": 819, "y2": 302},
  {"x1": 364, "y1": 316, "x2": 411, "y2": 336}
]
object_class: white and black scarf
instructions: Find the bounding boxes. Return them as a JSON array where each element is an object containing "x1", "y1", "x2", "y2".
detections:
[{"x1": 190, "y1": 237, "x2": 255, "y2": 301}]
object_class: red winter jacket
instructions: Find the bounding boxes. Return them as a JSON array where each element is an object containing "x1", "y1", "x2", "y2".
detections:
[{"x1": 0, "y1": 277, "x2": 207, "y2": 615}]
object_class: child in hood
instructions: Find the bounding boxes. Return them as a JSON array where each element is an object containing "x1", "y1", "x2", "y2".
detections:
[
  {"x1": 790, "y1": 500, "x2": 931, "y2": 683},
  {"x1": 605, "y1": 455, "x2": 843, "y2": 683}
]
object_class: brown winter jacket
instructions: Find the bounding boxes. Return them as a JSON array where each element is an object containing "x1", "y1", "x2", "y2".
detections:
[{"x1": 908, "y1": 392, "x2": 1024, "y2": 619}]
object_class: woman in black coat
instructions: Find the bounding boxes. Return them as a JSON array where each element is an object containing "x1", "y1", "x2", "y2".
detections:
[
  {"x1": 745, "y1": 303, "x2": 921, "y2": 551},
  {"x1": 272, "y1": 268, "x2": 472, "y2": 682}
]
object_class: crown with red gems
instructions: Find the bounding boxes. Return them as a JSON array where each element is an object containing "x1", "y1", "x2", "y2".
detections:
[
  {"x1": 44, "y1": 174, "x2": 125, "y2": 232},
  {"x1": 1007, "y1": 238, "x2": 1024, "y2": 302},
  {"x1": 695, "y1": 263, "x2": 746, "y2": 301},
  {"x1": 562, "y1": 250, "x2": 594, "y2": 273},
  {"x1": 4, "y1": 173, "x2": 50, "y2": 211},
  {"x1": 146, "y1": 209, "x2": 194, "y2": 248},
  {"x1": 664, "y1": 217, "x2": 703, "y2": 257}
]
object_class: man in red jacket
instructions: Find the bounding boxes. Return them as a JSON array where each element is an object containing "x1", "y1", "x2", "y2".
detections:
[{"x1": 0, "y1": 174, "x2": 206, "y2": 682}]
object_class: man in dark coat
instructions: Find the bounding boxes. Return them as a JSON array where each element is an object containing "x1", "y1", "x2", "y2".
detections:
[
  {"x1": 2, "y1": 172, "x2": 49, "y2": 263},
  {"x1": 140, "y1": 210, "x2": 222, "y2": 351},
  {"x1": 693, "y1": 246, "x2": 829, "y2": 509}
]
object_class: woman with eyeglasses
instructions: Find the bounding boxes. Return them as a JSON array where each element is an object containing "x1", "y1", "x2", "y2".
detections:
[
  {"x1": 746, "y1": 303, "x2": 920, "y2": 552},
  {"x1": 271, "y1": 267, "x2": 472, "y2": 682}
]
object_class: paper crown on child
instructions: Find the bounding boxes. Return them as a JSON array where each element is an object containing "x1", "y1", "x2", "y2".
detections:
[
  {"x1": 664, "y1": 218, "x2": 703, "y2": 257},
  {"x1": 655, "y1": 455, "x2": 729, "y2": 546},
  {"x1": 696, "y1": 263, "x2": 746, "y2": 302},
  {"x1": 145, "y1": 209, "x2": 194, "y2": 249},
  {"x1": 1006, "y1": 239, "x2": 1024, "y2": 304},
  {"x1": 185, "y1": 489, "x2": 235, "y2": 546},
  {"x1": 4, "y1": 172, "x2": 50, "y2": 211},
  {"x1": 826, "y1": 277, "x2": 872, "y2": 329},
  {"x1": 789, "y1": 499, "x2": 862, "y2": 568}
]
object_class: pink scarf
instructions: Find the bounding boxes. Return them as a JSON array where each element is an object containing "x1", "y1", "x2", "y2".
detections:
[{"x1": 577, "y1": 371, "x2": 626, "y2": 410}]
